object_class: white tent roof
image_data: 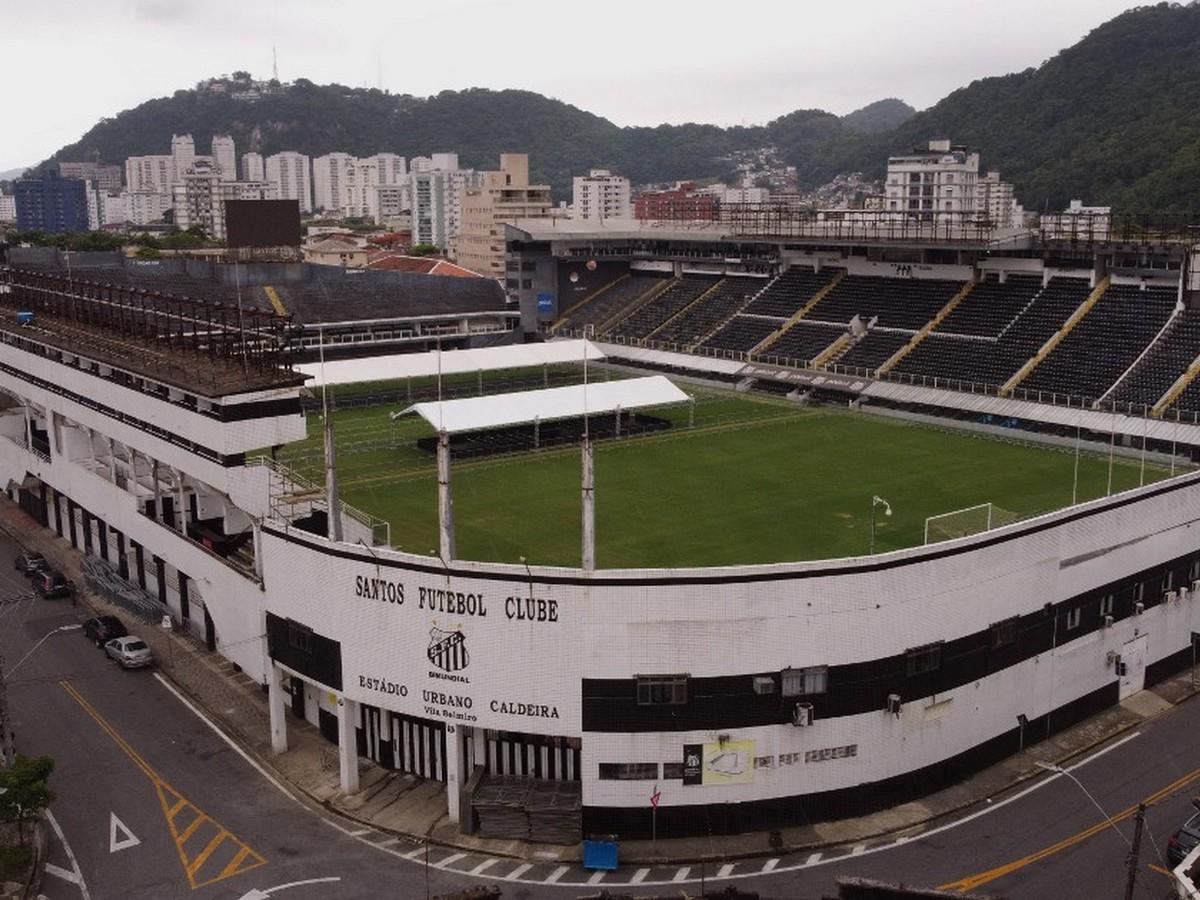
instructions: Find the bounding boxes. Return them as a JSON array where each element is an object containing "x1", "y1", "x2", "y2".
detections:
[
  {"x1": 297, "y1": 340, "x2": 605, "y2": 387},
  {"x1": 393, "y1": 375, "x2": 690, "y2": 434}
]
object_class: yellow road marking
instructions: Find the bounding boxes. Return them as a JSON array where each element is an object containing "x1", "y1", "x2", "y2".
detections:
[
  {"x1": 59, "y1": 681, "x2": 266, "y2": 889},
  {"x1": 940, "y1": 763, "x2": 1200, "y2": 892}
]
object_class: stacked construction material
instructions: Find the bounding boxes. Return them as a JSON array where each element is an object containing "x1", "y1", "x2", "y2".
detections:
[
  {"x1": 473, "y1": 776, "x2": 532, "y2": 840},
  {"x1": 527, "y1": 780, "x2": 582, "y2": 845}
]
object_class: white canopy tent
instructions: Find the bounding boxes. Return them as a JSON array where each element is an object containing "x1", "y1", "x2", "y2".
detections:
[
  {"x1": 297, "y1": 339, "x2": 605, "y2": 388},
  {"x1": 392, "y1": 375, "x2": 691, "y2": 434}
]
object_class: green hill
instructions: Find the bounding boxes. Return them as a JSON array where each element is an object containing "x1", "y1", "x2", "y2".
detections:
[{"x1": 40, "y1": 4, "x2": 1200, "y2": 210}]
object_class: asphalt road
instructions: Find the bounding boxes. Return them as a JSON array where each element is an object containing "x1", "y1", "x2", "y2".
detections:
[{"x1": 1, "y1": 523, "x2": 1197, "y2": 899}]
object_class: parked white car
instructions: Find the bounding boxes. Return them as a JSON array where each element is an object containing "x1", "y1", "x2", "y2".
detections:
[{"x1": 105, "y1": 636, "x2": 153, "y2": 669}]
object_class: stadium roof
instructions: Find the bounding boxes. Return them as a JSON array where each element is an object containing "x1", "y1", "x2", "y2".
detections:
[
  {"x1": 392, "y1": 375, "x2": 690, "y2": 434},
  {"x1": 298, "y1": 340, "x2": 605, "y2": 386}
]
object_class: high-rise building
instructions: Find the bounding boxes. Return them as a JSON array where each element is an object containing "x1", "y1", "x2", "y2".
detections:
[
  {"x1": 212, "y1": 135, "x2": 236, "y2": 181},
  {"x1": 241, "y1": 152, "x2": 264, "y2": 183},
  {"x1": 455, "y1": 154, "x2": 552, "y2": 282},
  {"x1": 122, "y1": 191, "x2": 173, "y2": 226},
  {"x1": 264, "y1": 152, "x2": 312, "y2": 214},
  {"x1": 58, "y1": 162, "x2": 123, "y2": 192},
  {"x1": 884, "y1": 139, "x2": 980, "y2": 222},
  {"x1": 409, "y1": 156, "x2": 432, "y2": 174},
  {"x1": 0, "y1": 193, "x2": 16, "y2": 222},
  {"x1": 14, "y1": 173, "x2": 90, "y2": 233},
  {"x1": 312, "y1": 152, "x2": 355, "y2": 213},
  {"x1": 125, "y1": 155, "x2": 175, "y2": 194},
  {"x1": 367, "y1": 153, "x2": 407, "y2": 185},
  {"x1": 171, "y1": 134, "x2": 196, "y2": 182},
  {"x1": 572, "y1": 169, "x2": 631, "y2": 220},
  {"x1": 172, "y1": 160, "x2": 275, "y2": 240}
]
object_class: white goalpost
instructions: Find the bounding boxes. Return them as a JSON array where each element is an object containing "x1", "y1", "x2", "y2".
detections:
[{"x1": 924, "y1": 502, "x2": 1020, "y2": 545}]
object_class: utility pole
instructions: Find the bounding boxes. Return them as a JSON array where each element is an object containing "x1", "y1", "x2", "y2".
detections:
[{"x1": 1124, "y1": 802, "x2": 1145, "y2": 900}]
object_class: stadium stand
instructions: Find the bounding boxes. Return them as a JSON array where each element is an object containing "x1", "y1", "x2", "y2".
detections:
[
  {"x1": 1164, "y1": 360, "x2": 1200, "y2": 416},
  {"x1": 836, "y1": 330, "x2": 913, "y2": 372},
  {"x1": 744, "y1": 267, "x2": 839, "y2": 318},
  {"x1": 1110, "y1": 307, "x2": 1200, "y2": 409},
  {"x1": 1023, "y1": 284, "x2": 1177, "y2": 400},
  {"x1": 934, "y1": 274, "x2": 1044, "y2": 337},
  {"x1": 701, "y1": 315, "x2": 783, "y2": 354},
  {"x1": 895, "y1": 277, "x2": 1092, "y2": 388},
  {"x1": 561, "y1": 274, "x2": 668, "y2": 333},
  {"x1": 651, "y1": 277, "x2": 762, "y2": 347},
  {"x1": 763, "y1": 321, "x2": 847, "y2": 365},
  {"x1": 605, "y1": 275, "x2": 719, "y2": 340},
  {"x1": 808, "y1": 275, "x2": 964, "y2": 330}
]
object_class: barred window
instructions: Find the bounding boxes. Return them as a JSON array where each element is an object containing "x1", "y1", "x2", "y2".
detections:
[
  {"x1": 1100, "y1": 594, "x2": 1115, "y2": 617},
  {"x1": 781, "y1": 665, "x2": 828, "y2": 697},
  {"x1": 989, "y1": 617, "x2": 1018, "y2": 649},
  {"x1": 636, "y1": 675, "x2": 688, "y2": 705},
  {"x1": 1065, "y1": 607, "x2": 1082, "y2": 631},
  {"x1": 906, "y1": 642, "x2": 943, "y2": 676},
  {"x1": 287, "y1": 620, "x2": 312, "y2": 654}
]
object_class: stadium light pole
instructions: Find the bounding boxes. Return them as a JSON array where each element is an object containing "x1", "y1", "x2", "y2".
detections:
[{"x1": 869, "y1": 496, "x2": 892, "y2": 555}]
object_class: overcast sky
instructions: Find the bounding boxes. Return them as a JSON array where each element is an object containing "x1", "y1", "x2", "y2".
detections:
[{"x1": 2, "y1": 0, "x2": 1142, "y2": 172}]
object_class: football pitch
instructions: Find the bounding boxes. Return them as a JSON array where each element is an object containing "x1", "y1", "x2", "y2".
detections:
[{"x1": 276, "y1": 386, "x2": 1172, "y2": 568}]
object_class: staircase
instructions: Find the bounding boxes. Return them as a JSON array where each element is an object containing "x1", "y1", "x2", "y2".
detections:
[
  {"x1": 877, "y1": 281, "x2": 975, "y2": 375},
  {"x1": 551, "y1": 274, "x2": 628, "y2": 333},
  {"x1": 597, "y1": 277, "x2": 674, "y2": 336},
  {"x1": 645, "y1": 278, "x2": 727, "y2": 342},
  {"x1": 752, "y1": 271, "x2": 846, "y2": 356},
  {"x1": 812, "y1": 333, "x2": 853, "y2": 368},
  {"x1": 1152, "y1": 352, "x2": 1200, "y2": 416},
  {"x1": 1001, "y1": 276, "x2": 1111, "y2": 396}
]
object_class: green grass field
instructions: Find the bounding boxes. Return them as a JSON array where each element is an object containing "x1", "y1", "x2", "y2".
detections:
[{"x1": 275, "y1": 385, "x2": 1173, "y2": 568}]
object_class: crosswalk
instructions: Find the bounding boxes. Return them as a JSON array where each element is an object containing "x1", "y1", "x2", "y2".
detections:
[{"x1": 323, "y1": 817, "x2": 896, "y2": 888}]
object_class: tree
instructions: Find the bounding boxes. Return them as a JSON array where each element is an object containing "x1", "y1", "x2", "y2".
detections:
[
  {"x1": 0, "y1": 755, "x2": 54, "y2": 845},
  {"x1": 408, "y1": 243, "x2": 441, "y2": 257}
]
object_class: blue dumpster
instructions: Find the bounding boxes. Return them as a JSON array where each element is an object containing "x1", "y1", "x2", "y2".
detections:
[{"x1": 582, "y1": 839, "x2": 618, "y2": 871}]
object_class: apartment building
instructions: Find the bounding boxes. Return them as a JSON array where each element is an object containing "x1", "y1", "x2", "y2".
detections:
[
  {"x1": 455, "y1": 154, "x2": 552, "y2": 283},
  {"x1": 242, "y1": 152, "x2": 265, "y2": 183},
  {"x1": 58, "y1": 162, "x2": 122, "y2": 192},
  {"x1": 312, "y1": 152, "x2": 355, "y2": 213},
  {"x1": 265, "y1": 152, "x2": 313, "y2": 214},
  {"x1": 572, "y1": 169, "x2": 631, "y2": 220},
  {"x1": 884, "y1": 138, "x2": 980, "y2": 222},
  {"x1": 212, "y1": 135, "x2": 236, "y2": 181},
  {"x1": 172, "y1": 160, "x2": 275, "y2": 240}
]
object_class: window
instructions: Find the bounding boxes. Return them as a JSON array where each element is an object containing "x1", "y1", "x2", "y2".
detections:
[
  {"x1": 989, "y1": 617, "x2": 1018, "y2": 649},
  {"x1": 636, "y1": 675, "x2": 687, "y2": 705},
  {"x1": 1133, "y1": 582, "x2": 1145, "y2": 605},
  {"x1": 599, "y1": 763, "x2": 659, "y2": 781},
  {"x1": 662, "y1": 762, "x2": 685, "y2": 779},
  {"x1": 1190, "y1": 559, "x2": 1200, "y2": 583},
  {"x1": 906, "y1": 642, "x2": 943, "y2": 676},
  {"x1": 781, "y1": 665, "x2": 828, "y2": 697},
  {"x1": 287, "y1": 620, "x2": 312, "y2": 654},
  {"x1": 1100, "y1": 593, "x2": 1115, "y2": 617},
  {"x1": 1164, "y1": 570, "x2": 1175, "y2": 591},
  {"x1": 521, "y1": 279, "x2": 533, "y2": 289},
  {"x1": 1065, "y1": 607, "x2": 1082, "y2": 631}
]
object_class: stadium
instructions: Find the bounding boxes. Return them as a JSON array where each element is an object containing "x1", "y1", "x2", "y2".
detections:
[{"x1": 1, "y1": 205, "x2": 1200, "y2": 844}]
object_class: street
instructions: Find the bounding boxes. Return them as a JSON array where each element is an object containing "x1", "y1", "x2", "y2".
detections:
[{"x1": 2, "y1": 521, "x2": 1197, "y2": 899}]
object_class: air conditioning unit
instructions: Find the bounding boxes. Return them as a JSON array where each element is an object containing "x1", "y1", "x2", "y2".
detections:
[
  {"x1": 1178, "y1": 587, "x2": 1189, "y2": 602},
  {"x1": 752, "y1": 676, "x2": 776, "y2": 695},
  {"x1": 886, "y1": 693, "x2": 902, "y2": 717},
  {"x1": 1163, "y1": 589, "x2": 1177, "y2": 604},
  {"x1": 1102, "y1": 615, "x2": 1114, "y2": 629},
  {"x1": 792, "y1": 702, "x2": 814, "y2": 727},
  {"x1": 1135, "y1": 602, "x2": 1145, "y2": 615}
]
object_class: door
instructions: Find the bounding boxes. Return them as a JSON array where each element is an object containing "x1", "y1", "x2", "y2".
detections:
[
  {"x1": 290, "y1": 678, "x2": 306, "y2": 719},
  {"x1": 1120, "y1": 634, "x2": 1149, "y2": 700}
]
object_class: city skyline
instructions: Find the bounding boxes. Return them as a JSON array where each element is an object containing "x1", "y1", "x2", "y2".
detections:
[{"x1": 2, "y1": 0, "x2": 1142, "y2": 172}]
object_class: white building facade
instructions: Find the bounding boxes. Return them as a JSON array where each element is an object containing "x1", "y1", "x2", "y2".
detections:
[
  {"x1": 242, "y1": 152, "x2": 265, "y2": 183},
  {"x1": 312, "y1": 152, "x2": 355, "y2": 214},
  {"x1": 265, "y1": 152, "x2": 313, "y2": 214},
  {"x1": 212, "y1": 135, "x2": 236, "y2": 181},
  {"x1": 885, "y1": 139, "x2": 980, "y2": 222},
  {"x1": 572, "y1": 169, "x2": 632, "y2": 221}
]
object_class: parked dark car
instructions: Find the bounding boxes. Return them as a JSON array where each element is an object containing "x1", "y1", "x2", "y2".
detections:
[
  {"x1": 14, "y1": 551, "x2": 47, "y2": 575},
  {"x1": 1168, "y1": 810, "x2": 1200, "y2": 865},
  {"x1": 32, "y1": 570, "x2": 74, "y2": 600},
  {"x1": 83, "y1": 616, "x2": 128, "y2": 647}
]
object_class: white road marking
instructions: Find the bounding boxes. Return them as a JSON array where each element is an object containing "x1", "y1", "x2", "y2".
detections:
[
  {"x1": 152, "y1": 673, "x2": 303, "y2": 806},
  {"x1": 469, "y1": 858, "x2": 496, "y2": 875},
  {"x1": 630, "y1": 867, "x2": 650, "y2": 883},
  {"x1": 587, "y1": 870, "x2": 606, "y2": 884},
  {"x1": 805, "y1": 852, "x2": 823, "y2": 866},
  {"x1": 45, "y1": 810, "x2": 90, "y2": 900},
  {"x1": 545, "y1": 865, "x2": 569, "y2": 883},
  {"x1": 44, "y1": 863, "x2": 80, "y2": 884},
  {"x1": 375, "y1": 837, "x2": 400, "y2": 846},
  {"x1": 404, "y1": 846, "x2": 429, "y2": 861},
  {"x1": 717, "y1": 863, "x2": 734, "y2": 877},
  {"x1": 851, "y1": 843, "x2": 866, "y2": 856},
  {"x1": 504, "y1": 863, "x2": 532, "y2": 880},
  {"x1": 346, "y1": 828, "x2": 372, "y2": 837},
  {"x1": 437, "y1": 852, "x2": 466, "y2": 868},
  {"x1": 109, "y1": 812, "x2": 141, "y2": 853},
  {"x1": 762, "y1": 857, "x2": 780, "y2": 872},
  {"x1": 673, "y1": 866, "x2": 691, "y2": 881}
]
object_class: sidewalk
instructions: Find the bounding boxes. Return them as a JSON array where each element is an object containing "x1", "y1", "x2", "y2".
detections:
[{"x1": 3, "y1": 496, "x2": 1197, "y2": 867}]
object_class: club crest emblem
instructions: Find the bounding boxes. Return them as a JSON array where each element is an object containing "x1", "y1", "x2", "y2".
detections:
[{"x1": 428, "y1": 626, "x2": 469, "y2": 672}]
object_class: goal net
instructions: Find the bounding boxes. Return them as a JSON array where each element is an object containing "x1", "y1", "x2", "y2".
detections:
[{"x1": 924, "y1": 502, "x2": 1020, "y2": 545}]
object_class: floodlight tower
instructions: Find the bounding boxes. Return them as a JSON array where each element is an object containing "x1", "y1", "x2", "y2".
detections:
[
  {"x1": 436, "y1": 338, "x2": 456, "y2": 560},
  {"x1": 581, "y1": 329, "x2": 596, "y2": 573}
]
